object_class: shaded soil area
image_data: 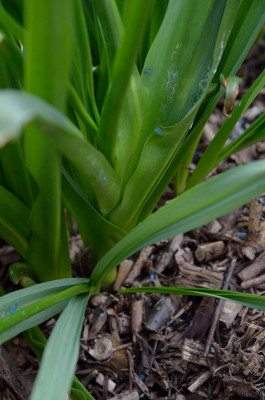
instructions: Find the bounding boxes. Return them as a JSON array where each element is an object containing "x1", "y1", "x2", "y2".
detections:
[{"x1": 1, "y1": 37, "x2": 265, "y2": 400}]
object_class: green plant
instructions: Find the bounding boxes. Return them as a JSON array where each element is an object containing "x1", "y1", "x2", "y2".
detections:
[{"x1": 0, "y1": 1, "x2": 265, "y2": 399}]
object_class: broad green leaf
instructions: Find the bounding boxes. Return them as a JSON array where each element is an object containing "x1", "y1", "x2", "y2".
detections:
[
  {"x1": 30, "y1": 294, "x2": 89, "y2": 400},
  {"x1": 0, "y1": 278, "x2": 89, "y2": 344},
  {"x1": 121, "y1": 287, "x2": 265, "y2": 311},
  {"x1": 109, "y1": 109, "x2": 197, "y2": 229},
  {"x1": 90, "y1": 161, "x2": 265, "y2": 288},
  {"x1": 141, "y1": 0, "x2": 235, "y2": 128},
  {"x1": 0, "y1": 90, "x2": 121, "y2": 215},
  {"x1": 109, "y1": 0, "x2": 241, "y2": 229}
]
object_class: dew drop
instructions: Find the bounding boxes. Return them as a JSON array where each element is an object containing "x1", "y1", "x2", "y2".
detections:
[
  {"x1": 99, "y1": 169, "x2": 109, "y2": 184},
  {"x1": 8, "y1": 304, "x2": 17, "y2": 314}
]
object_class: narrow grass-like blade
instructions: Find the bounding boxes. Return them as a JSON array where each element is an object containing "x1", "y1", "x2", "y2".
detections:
[
  {"x1": 0, "y1": 142, "x2": 34, "y2": 207},
  {"x1": 0, "y1": 185, "x2": 30, "y2": 257},
  {"x1": 97, "y1": 0, "x2": 152, "y2": 166},
  {"x1": 0, "y1": 6, "x2": 24, "y2": 40},
  {"x1": 176, "y1": 1, "x2": 265, "y2": 193},
  {"x1": 217, "y1": 113, "x2": 265, "y2": 163},
  {"x1": 71, "y1": 0, "x2": 98, "y2": 122},
  {"x1": 122, "y1": 287, "x2": 265, "y2": 311},
  {"x1": 30, "y1": 294, "x2": 89, "y2": 400},
  {"x1": 188, "y1": 69, "x2": 265, "y2": 188},
  {"x1": 90, "y1": 161, "x2": 265, "y2": 288},
  {"x1": 0, "y1": 32, "x2": 23, "y2": 88}
]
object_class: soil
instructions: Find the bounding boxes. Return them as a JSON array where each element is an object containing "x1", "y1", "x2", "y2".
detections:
[{"x1": 0, "y1": 37, "x2": 265, "y2": 400}]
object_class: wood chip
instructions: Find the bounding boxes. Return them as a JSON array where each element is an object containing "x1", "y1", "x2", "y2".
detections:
[
  {"x1": 195, "y1": 241, "x2": 225, "y2": 262},
  {"x1": 176, "y1": 262, "x2": 223, "y2": 289},
  {"x1": 219, "y1": 300, "x2": 242, "y2": 328},
  {"x1": 88, "y1": 334, "x2": 129, "y2": 370},
  {"x1": 154, "y1": 234, "x2": 183, "y2": 273},
  {"x1": 238, "y1": 252, "x2": 265, "y2": 281},
  {"x1": 124, "y1": 246, "x2": 154, "y2": 286},
  {"x1": 188, "y1": 370, "x2": 212, "y2": 392},
  {"x1": 185, "y1": 297, "x2": 216, "y2": 340},
  {"x1": 131, "y1": 295, "x2": 143, "y2": 334},
  {"x1": 241, "y1": 272, "x2": 265, "y2": 289},
  {"x1": 182, "y1": 339, "x2": 210, "y2": 366},
  {"x1": 145, "y1": 295, "x2": 179, "y2": 332},
  {"x1": 0, "y1": 346, "x2": 31, "y2": 400},
  {"x1": 247, "y1": 199, "x2": 262, "y2": 243},
  {"x1": 95, "y1": 372, "x2": 116, "y2": 394},
  {"x1": 113, "y1": 259, "x2": 134, "y2": 291}
]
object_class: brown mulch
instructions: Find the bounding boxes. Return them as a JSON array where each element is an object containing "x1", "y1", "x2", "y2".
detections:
[{"x1": 1, "y1": 37, "x2": 265, "y2": 400}]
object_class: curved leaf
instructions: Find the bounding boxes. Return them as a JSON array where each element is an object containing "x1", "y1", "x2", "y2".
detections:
[
  {"x1": 90, "y1": 161, "x2": 265, "y2": 288},
  {"x1": 122, "y1": 287, "x2": 265, "y2": 311},
  {"x1": 0, "y1": 278, "x2": 89, "y2": 344},
  {"x1": 0, "y1": 90, "x2": 121, "y2": 215}
]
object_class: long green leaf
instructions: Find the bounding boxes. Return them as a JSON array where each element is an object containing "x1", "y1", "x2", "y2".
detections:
[
  {"x1": 71, "y1": 0, "x2": 99, "y2": 122},
  {"x1": 30, "y1": 294, "x2": 89, "y2": 400},
  {"x1": 97, "y1": 0, "x2": 152, "y2": 165},
  {"x1": 90, "y1": 160, "x2": 265, "y2": 288},
  {"x1": 0, "y1": 90, "x2": 121, "y2": 215},
  {"x1": 24, "y1": 0, "x2": 74, "y2": 280},
  {"x1": 122, "y1": 287, "x2": 265, "y2": 311},
  {"x1": 0, "y1": 278, "x2": 89, "y2": 344},
  {"x1": 108, "y1": 0, "x2": 240, "y2": 229},
  {"x1": 91, "y1": 0, "x2": 148, "y2": 182},
  {"x1": 24, "y1": 326, "x2": 96, "y2": 400}
]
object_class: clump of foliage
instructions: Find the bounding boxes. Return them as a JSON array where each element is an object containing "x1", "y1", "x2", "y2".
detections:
[{"x1": 0, "y1": 1, "x2": 265, "y2": 399}]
